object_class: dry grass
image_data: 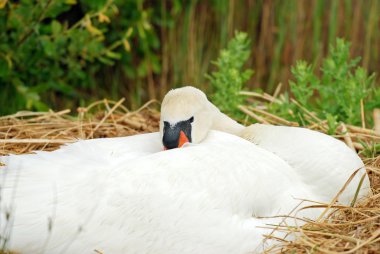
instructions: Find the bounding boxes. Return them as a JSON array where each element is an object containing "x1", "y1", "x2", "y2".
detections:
[
  {"x1": 0, "y1": 97, "x2": 379, "y2": 253},
  {"x1": 0, "y1": 98, "x2": 160, "y2": 156},
  {"x1": 264, "y1": 156, "x2": 380, "y2": 254}
]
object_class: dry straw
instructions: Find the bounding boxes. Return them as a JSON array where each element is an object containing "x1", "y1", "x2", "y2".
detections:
[
  {"x1": 0, "y1": 95, "x2": 379, "y2": 253},
  {"x1": 0, "y1": 98, "x2": 160, "y2": 156}
]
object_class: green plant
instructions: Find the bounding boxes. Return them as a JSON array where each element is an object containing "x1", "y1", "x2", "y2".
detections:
[
  {"x1": 1, "y1": 1, "x2": 380, "y2": 116},
  {"x1": 206, "y1": 31, "x2": 253, "y2": 117},
  {"x1": 0, "y1": 0, "x2": 165, "y2": 114},
  {"x1": 269, "y1": 38, "x2": 377, "y2": 131}
]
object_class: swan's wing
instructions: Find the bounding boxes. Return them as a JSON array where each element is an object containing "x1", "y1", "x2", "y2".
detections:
[
  {"x1": 0, "y1": 132, "x2": 162, "y2": 252},
  {"x1": 241, "y1": 124, "x2": 371, "y2": 204},
  {"x1": 1, "y1": 131, "x2": 319, "y2": 254}
]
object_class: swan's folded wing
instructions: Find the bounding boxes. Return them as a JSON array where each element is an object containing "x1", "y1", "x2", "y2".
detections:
[{"x1": 241, "y1": 124, "x2": 371, "y2": 205}]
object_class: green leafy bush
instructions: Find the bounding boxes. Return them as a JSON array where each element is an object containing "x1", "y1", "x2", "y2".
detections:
[
  {"x1": 0, "y1": 0, "x2": 163, "y2": 114},
  {"x1": 269, "y1": 38, "x2": 378, "y2": 131},
  {"x1": 206, "y1": 31, "x2": 253, "y2": 117}
]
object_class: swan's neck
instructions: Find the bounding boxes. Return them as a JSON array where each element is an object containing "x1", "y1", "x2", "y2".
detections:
[{"x1": 210, "y1": 104, "x2": 244, "y2": 136}]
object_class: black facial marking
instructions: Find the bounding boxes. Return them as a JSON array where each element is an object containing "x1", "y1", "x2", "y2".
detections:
[{"x1": 163, "y1": 117, "x2": 193, "y2": 149}]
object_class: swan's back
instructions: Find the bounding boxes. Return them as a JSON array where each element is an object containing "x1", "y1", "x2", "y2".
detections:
[
  {"x1": 242, "y1": 124, "x2": 371, "y2": 204},
  {"x1": 1, "y1": 131, "x2": 318, "y2": 254}
]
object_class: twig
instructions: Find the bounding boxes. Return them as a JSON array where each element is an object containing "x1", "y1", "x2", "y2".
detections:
[
  {"x1": 89, "y1": 98, "x2": 125, "y2": 138},
  {"x1": 290, "y1": 98, "x2": 323, "y2": 123},
  {"x1": 238, "y1": 105, "x2": 270, "y2": 124},
  {"x1": 340, "y1": 123, "x2": 356, "y2": 151},
  {"x1": 247, "y1": 106, "x2": 299, "y2": 126},
  {"x1": 374, "y1": 109, "x2": 380, "y2": 135},
  {"x1": 316, "y1": 168, "x2": 362, "y2": 222},
  {"x1": 239, "y1": 91, "x2": 281, "y2": 104},
  {"x1": 352, "y1": 142, "x2": 364, "y2": 150},
  {"x1": 308, "y1": 120, "x2": 328, "y2": 130},
  {"x1": 272, "y1": 82, "x2": 283, "y2": 100},
  {"x1": 29, "y1": 109, "x2": 71, "y2": 122},
  {"x1": 122, "y1": 99, "x2": 160, "y2": 118},
  {"x1": 16, "y1": 0, "x2": 54, "y2": 47},
  {"x1": 361, "y1": 99, "x2": 366, "y2": 129},
  {"x1": 104, "y1": 99, "x2": 119, "y2": 134},
  {"x1": 347, "y1": 125, "x2": 379, "y2": 136}
]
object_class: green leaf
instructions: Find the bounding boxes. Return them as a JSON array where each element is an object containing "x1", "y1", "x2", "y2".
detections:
[
  {"x1": 51, "y1": 20, "x2": 62, "y2": 35},
  {"x1": 98, "y1": 56, "x2": 114, "y2": 65},
  {"x1": 105, "y1": 50, "x2": 121, "y2": 60},
  {"x1": 0, "y1": 57, "x2": 10, "y2": 77},
  {"x1": 40, "y1": 37, "x2": 56, "y2": 57}
]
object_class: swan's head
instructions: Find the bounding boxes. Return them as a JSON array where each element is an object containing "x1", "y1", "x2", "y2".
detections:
[{"x1": 160, "y1": 86, "x2": 214, "y2": 149}]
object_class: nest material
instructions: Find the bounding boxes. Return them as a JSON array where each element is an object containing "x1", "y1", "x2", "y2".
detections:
[
  {"x1": 0, "y1": 98, "x2": 160, "y2": 156},
  {"x1": 264, "y1": 156, "x2": 380, "y2": 254},
  {"x1": 0, "y1": 96, "x2": 380, "y2": 253}
]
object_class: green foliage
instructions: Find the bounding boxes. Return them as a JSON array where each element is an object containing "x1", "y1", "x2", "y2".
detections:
[
  {"x1": 206, "y1": 31, "x2": 253, "y2": 117},
  {"x1": 269, "y1": 38, "x2": 378, "y2": 131},
  {"x1": 360, "y1": 141, "x2": 380, "y2": 158},
  {"x1": 0, "y1": 0, "x2": 166, "y2": 114},
  {"x1": 1, "y1": 1, "x2": 379, "y2": 118}
]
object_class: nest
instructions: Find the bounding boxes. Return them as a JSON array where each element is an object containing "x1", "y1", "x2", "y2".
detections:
[
  {"x1": 264, "y1": 156, "x2": 380, "y2": 254},
  {"x1": 0, "y1": 96, "x2": 379, "y2": 253},
  {"x1": 0, "y1": 98, "x2": 160, "y2": 156}
]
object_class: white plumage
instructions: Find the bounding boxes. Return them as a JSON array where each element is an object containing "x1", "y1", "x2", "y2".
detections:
[
  {"x1": 1, "y1": 131, "x2": 321, "y2": 254},
  {"x1": 241, "y1": 124, "x2": 370, "y2": 205}
]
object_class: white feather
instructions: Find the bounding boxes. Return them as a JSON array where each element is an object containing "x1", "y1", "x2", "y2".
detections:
[{"x1": 241, "y1": 124, "x2": 370, "y2": 205}]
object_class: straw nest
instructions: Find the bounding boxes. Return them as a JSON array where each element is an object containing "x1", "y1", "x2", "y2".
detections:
[
  {"x1": 0, "y1": 96, "x2": 379, "y2": 253},
  {"x1": 0, "y1": 98, "x2": 160, "y2": 156}
]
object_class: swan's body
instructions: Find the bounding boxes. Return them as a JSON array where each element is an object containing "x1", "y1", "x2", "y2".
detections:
[{"x1": 3, "y1": 131, "x2": 320, "y2": 254}]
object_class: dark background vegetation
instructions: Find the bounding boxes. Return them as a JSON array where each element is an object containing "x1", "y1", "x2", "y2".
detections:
[{"x1": 0, "y1": 0, "x2": 379, "y2": 116}]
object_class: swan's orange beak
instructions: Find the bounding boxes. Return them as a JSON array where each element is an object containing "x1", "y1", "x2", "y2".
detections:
[{"x1": 178, "y1": 131, "x2": 190, "y2": 148}]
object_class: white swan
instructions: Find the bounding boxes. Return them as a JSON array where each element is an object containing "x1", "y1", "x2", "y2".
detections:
[
  {"x1": 160, "y1": 86, "x2": 370, "y2": 205},
  {"x1": 2, "y1": 131, "x2": 320, "y2": 254},
  {"x1": 0, "y1": 86, "x2": 370, "y2": 253}
]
